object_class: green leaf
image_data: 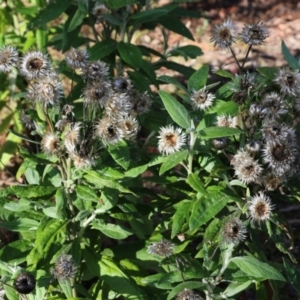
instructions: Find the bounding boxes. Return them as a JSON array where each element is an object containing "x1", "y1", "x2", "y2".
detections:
[
  {"x1": 167, "y1": 281, "x2": 205, "y2": 300},
  {"x1": 76, "y1": 185, "x2": 98, "y2": 202},
  {"x1": 9, "y1": 185, "x2": 57, "y2": 198},
  {"x1": 107, "y1": 140, "x2": 130, "y2": 170},
  {"x1": 99, "y1": 256, "x2": 146, "y2": 297},
  {"x1": 92, "y1": 220, "x2": 133, "y2": 239},
  {"x1": 189, "y1": 192, "x2": 230, "y2": 230},
  {"x1": 28, "y1": 0, "x2": 72, "y2": 29},
  {"x1": 186, "y1": 173, "x2": 207, "y2": 195},
  {"x1": 282, "y1": 40, "x2": 299, "y2": 70},
  {"x1": 214, "y1": 69, "x2": 235, "y2": 80},
  {"x1": 118, "y1": 42, "x2": 143, "y2": 69},
  {"x1": 230, "y1": 256, "x2": 286, "y2": 281},
  {"x1": 256, "y1": 67, "x2": 278, "y2": 80},
  {"x1": 102, "y1": 0, "x2": 138, "y2": 9},
  {"x1": 84, "y1": 170, "x2": 132, "y2": 194},
  {"x1": 197, "y1": 126, "x2": 242, "y2": 139},
  {"x1": 188, "y1": 65, "x2": 209, "y2": 91},
  {"x1": 171, "y1": 201, "x2": 190, "y2": 238},
  {"x1": 68, "y1": 8, "x2": 85, "y2": 32},
  {"x1": 224, "y1": 280, "x2": 253, "y2": 297},
  {"x1": 158, "y1": 90, "x2": 191, "y2": 129},
  {"x1": 55, "y1": 188, "x2": 67, "y2": 219},
  {"x1": 35, "y1": 219, "x2": 67, "y2": 255},
  {"x1": 159, "y1": 150, "x2": 188, "y2": 175},
  {"x1": 215, "y1": 82, "x2": 234, "y2": 99},
  {"x1": 283, "y1": 258, "x2": 300, "y2": 296},
  {"x1": 158, "y1": 16, "x2": 194, "y2": 40},
  {"x1": 89, "y1": 39, "x2": 118, "y2": 60},
  {"x1": 154, "y1": 61, "x2": 195, "y2": 77},
  {"x1": 168, "y1": 45, "x2": 203, "y2": 59},
  {"x1": 124, "y1": 164, "x2": 148, "y2": 178},
  {"x1": 157, "y1": 75, "x2": 188, "y2": 93},
  {"x1": 0, "y1": 218, "x2": 39, "y2": 232}
]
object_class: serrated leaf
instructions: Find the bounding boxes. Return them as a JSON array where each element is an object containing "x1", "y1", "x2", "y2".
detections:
[
  {"x1": 171, "y1": 201, "x2": 190, "y2": 238},
  {"x1": 9, "y1": 185, "x2": 57, "y2": 198},
  {"x1": 92, "y1": 220, "x2": 133, "y2": 239},
  {"x1": 118, "y1": 42, "x2": 143, "y2": 69},
  {"x1": 158, "y1": 91, "x2": 191, "y2": 129},
  {"x1": 157, "y1": 75, "x2": 188, "y2": 93},
  {"x1": 159, "y1": 150, "x2": 188, "y2": 175},
  {"x1": 28, "y1": 0, "x2": 72, "y2": 30},
  {"x1": 282, "y1": 41, "x2": 299, "y2": 70},
  {"x1": 158, "y1": 16, "x2": 194, "y2": 40},
  {"x1": 89, "y1": 39, "x2": 118, "y2": 60},
  {"x1": 224, "y1": 280, "x2": 253, "y2": 297},
  {"x1": 68, "y1": 8, "x2": 85, "y2": 32},
  {"x1": 107, "y1": 140, "x2": 130, "y2": 170},
  {"x1": 35, "y1": 219, "x2": 67, "y2": 254},
  {"x1": 186, "y1": 173, "x2": 207, "y2": 195},
  {"x1": 198, "y1": 126, "x2": 242, "y2": 139},
  {"x1": 188, "y1": 65, "x2": 209, "y2": 91},
  {"x1": 167, "y1": 281, "x2": 205, "y2": 300},
  {"x1": 84, "y1": 170, "x2": 132, "y2": 194},
  {"x1": 230, "y1": 256, "x2": 285, "y2": 281},
  {"x1": 189, "y1": 192, "x2": 230, "y2": 230}
]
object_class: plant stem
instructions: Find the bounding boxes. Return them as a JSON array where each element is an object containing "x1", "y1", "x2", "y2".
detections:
[
  {"x1": 229, "y1": 46, "x2": 241, "y2": 72},
  {"x1": 241, "y1": 45, "x2": 252, "y2": 71}
]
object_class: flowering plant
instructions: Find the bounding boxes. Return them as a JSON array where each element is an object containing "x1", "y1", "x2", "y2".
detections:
[{"x1": 0, "y1": 2, "x2": 300, "y2": 300}]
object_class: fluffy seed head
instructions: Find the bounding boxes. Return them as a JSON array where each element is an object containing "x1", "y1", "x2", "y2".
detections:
[
  {"x1": 274, "y1": 67, "x2": 300, "y2": 96},
  {"x1": 191, "y1": 88, "x2": 215, "y2": 111},
  {"x1": 131, "y1": 91, "x2": 153, "y2": 115},
  {"x1": 249, "y1": 103, "x2": 262, "y2": 117},
  {"x1": 147, "y1": 239, "x2": 174, "y2": 257},
  {"x1": 261, "y1": 92, "x2": 286, "y2": 118},
  {"x1": 158, "y1": 125, "x2": 186, "y2": 155},
  {"x1": 231, "y1": 149, "x2": 251, "y2": 166},
  {"x1": 245, "y1": 140, "x2": 262, "y2": 155},
  {"x1": 65, "y1": 47, "x2": 89, "y2": 69},
  {"x1": 82, "y1": 60, "x2": 109, "y2": 81},
  {"x1": 216, "y1": 114, "x2": 237, "y2": 128},
  {"x1": 120, "y1": 115, "x2": 140, "y2": 140},
  {"x1": 211, "y1": 19, "x2": 236, "y2": 49},
  {"x1": 176, "y1": 289, "x2": 203, "y2": 300},
  {"x1": 240, "y1": 22, "x2": 270, "y2": 45},
  {"x1": 233, "y1": 157, "x2": 263, "y2": 184},
  {"x1": 212, "y1": 137, "x2": 230, "y2": 150},
  {"x1": 51, "y1": 254, "x2": 77, "y2": 281},
  {"x1": 92, "y1": 3, "x2": 109, "y2": 22},
  {"x1": 72, "y1": 153, "x2": 96, "y2": 169},
  {"x1": 95, "y1": 116, "x2": 123, "y2": 145},
  {"x1": 19, "y1": 50, "x2": 50, "y2": 80},
  {"x1": 262, "y1": 172, "x2": 283, "y2": 191},
  {"x1": 64, "y1": 122, "x2": 82, "y2": 154},
  {"x1": 105, "y1": 92, "x2": 133, "y2": 116},
  {"x1": 248, "y1": 192, "x2": 274, "y2": 223},
  {"x1": 112, "y1": 77, "x2": 132, "y2": 94},
  {"x1": 27, "y1": 73, "x2": 63, "y2": 106},
  {"x1": 0, "y1": 46, "x2": 18, "y2": 73},
  {"x1": 222, "y1": 218, "x2": 247, "y2": 245},
  {"x1": 41, "y1": 133, "x2": 60, "y2": 156},
  {"x1": 20, "y1": 113, "x2": 35, "y2": 130}
]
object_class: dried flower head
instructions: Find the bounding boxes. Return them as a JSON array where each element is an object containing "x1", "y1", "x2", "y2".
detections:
[
  {"x1": 41, "y1": 133, "x2": 60, "y2": 156},
  {"x1": 14, "y1": 273, "x2": 36, "y2": 294},
  {"x1": 158, "y1": 125, "x2": 186, "y2": 155},
  {"x1": 262, "y1": 172, "x2": 283, "y2": 191},
  {"x1": 261, "y1": 92, "x2": 286, "y2": 118},
  {"x1": 20, "y1": 113, "x2": 35, "y2": 130},
  {"x1": 95, "y1": 116, "x2": 123, "y2": 145},
  {"x1": 51, "y1": 254, "x2": 77, "y2": 281},
  {"x1": 212, "y1": 137, "x2": 230, "y2": 150},
  {"x1": 120, "y1": 115, "x2": 140, "y2": 140},
  {"x1": 19, "y1": 50, "x2": 51, "y2": 80},
  {"x1": 92, "y1": 3, "x2": 109, "y2": 22},
  {"x1": 112, "y1": 77, "x2": 132, "y2": 94},
  {"x1": 55, "y1": 116, "x2": 70, "y2": 132},
  {"x1": 233, "y1": 157, "x2": 263, "y2": 184},
  {"x1": 274, "y1": 67, "x2": 300, "y2": 96},
  {"x1": 176, "y1": 289, "x2": 203, "y2": 300},
  {"x1": 249, "y1": 103, "x2": 262, "y2": 117},
  {"x1": 240, "y1": 22, "x2": 270, "y2": 45},
  {"x1": 262, "y1": 141, "x2": 298, "y2": 176},
  {"x1": 245, "y1": 140, "x2": 262, "y2": 155},
  {"x1": 82, "y1": 80, "x2": 112, "y2": 108},
  {"x1": 222, "y1": 218, "x2": 247, "y2": 245},
  {"x1": 147, "y1": 239, "x2": 174, "y2": 257},
  {"x1": 211, "y1": 19, "x2": 236, "y2": 49},
  {"x1": 82, "y1": 60, "x2": 109, "y2": 81},
  {"x1": 131, "y1": 91, "x2": 153, "y2": 115},
  {"x1": 191, "y1": 88, "x2": 215, "y2": 111},
  {"x1": 62, "y1": 104, "x2": 75, "y2": 116},
  {"x1": 64, "y1": 122, "x2": 82, "y2": 154},
  {"x1": 105, "y1": 92, "x2": 133, "y2": 116},
  {"x1": 27, "y1": 73, "x2": 63, "y2": 106},
  {"x1": 231, "y1": 149, "x2": 251, "y2": 166},
  {"x1": 72, "y1": 153, "x2": 96, "y2": 169},
  {"x1": 65, "y1": 47, "x2": 89, "y2": 69},
  {"x1": 0, "y1": 46, "x2": 18, "y2": 73},
  {"x1": 248, "y1": 192, "x2": 274, "y2": 223},
  {"x1": 216, "y1": 114, "x2": 238, "y2": 128}
]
